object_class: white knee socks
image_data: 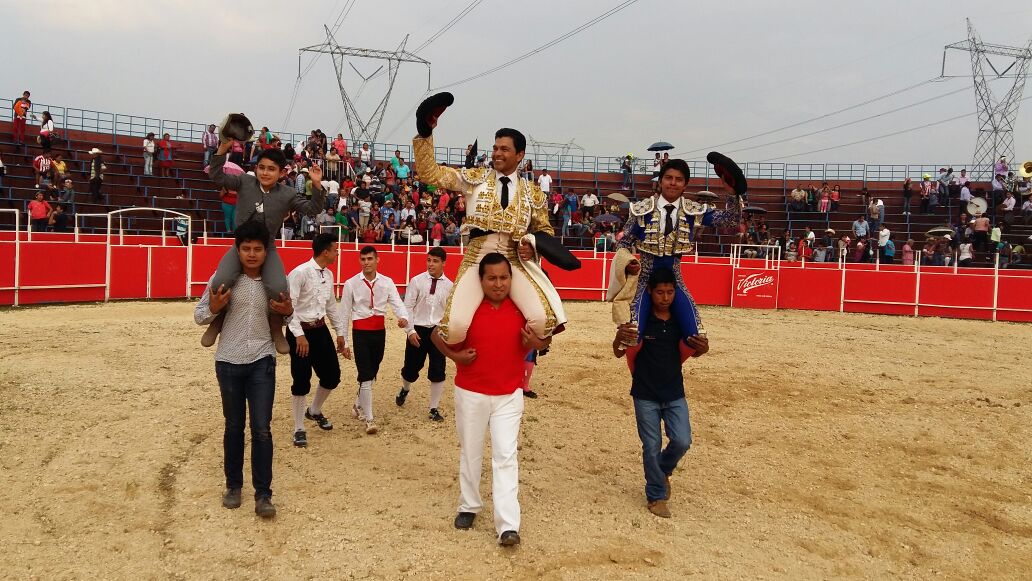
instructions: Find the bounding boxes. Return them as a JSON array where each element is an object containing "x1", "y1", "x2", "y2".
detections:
[
  {"x1": 292, "y1": 395, "x2": 307, "y2": 432},
  {"x1": 429, "y1": 381, "x2": 445, "y2": 410},
  {"x1": 310, "y1": 386, "x2": 332, "y2": 415},
  {"x1": 358, "y1": 381, "x2": 374, "y2": 421}
]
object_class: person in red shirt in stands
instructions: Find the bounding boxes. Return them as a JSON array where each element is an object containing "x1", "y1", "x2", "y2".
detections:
[
  {"x1": 432, "y1": 252, "x2": 552, "y2": 548},
  {"x1": 431, "y1": 219, "x2": 444, "y2": 247},
  {"x1": 28, "y1": 191, "x2": 53, "y2": 233}
]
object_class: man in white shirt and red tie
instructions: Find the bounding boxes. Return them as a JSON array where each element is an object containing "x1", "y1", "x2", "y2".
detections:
[
  {"x1": 396, "y1": 247, "x2": 454, "y2": 421},
  {"x1": 286, "y1": 233, "x2": 347, "y2": 448},
  {"x1": 339, "y1": 246, "x2": 409, "y2": 435}
]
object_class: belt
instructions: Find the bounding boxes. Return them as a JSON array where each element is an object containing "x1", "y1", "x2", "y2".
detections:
[
  {"x1": 353, "y1": 315, "x2": 385, "y2": 331},
  {"x1": 469, "y1": 228, "x2": 493, "y2": 239},
  {"x1": 300, "y1": 318, "x2": 326, "y2": 330}
]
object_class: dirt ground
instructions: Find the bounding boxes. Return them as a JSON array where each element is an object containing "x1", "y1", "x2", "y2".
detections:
[{"x1": 0, "y1": 300, "x2": 1029, "y2": 580}]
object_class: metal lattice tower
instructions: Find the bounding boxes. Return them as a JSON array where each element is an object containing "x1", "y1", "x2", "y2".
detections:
[
  {"x1": 299, "y1": 26, "x2": 430, "y2": 144},
  {"x1": 944, "y1": 19, "x2": 1032, "y2": 179},
  {"x1": 526, "y1": 136, "x2": 584, "y2": 170}
]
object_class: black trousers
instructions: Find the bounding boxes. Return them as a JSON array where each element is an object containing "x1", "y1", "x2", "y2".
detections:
[
  {"x1": 286, "y1": 325, "x2": 341, "y2": 395},
  {"x1": 401, "y1": 325, "x2": 446, "y2": 383},
  {"x1": 89, "y1": 177, "x2": 103, "y2": 202},
  {"x1": 353, "y1": 328, "x2": 386, "y2": 382}
]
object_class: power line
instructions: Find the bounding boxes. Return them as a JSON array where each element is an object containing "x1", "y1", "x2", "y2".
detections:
[
  {"x1": 282, "y1": 0, "x2": 358, "y2": 128},
  {"x1": 670, "y1": 77, "x2": 941, "y2": 158},
  {"x1": 724, "y1": 83, "x2": 971, "y2": 156},
  {"x1": 432, "y1": 0, "x2": 639, "y2": 90},
  {"x1": 752, "y1": 93, "x2": 1032, "y2": 163}
]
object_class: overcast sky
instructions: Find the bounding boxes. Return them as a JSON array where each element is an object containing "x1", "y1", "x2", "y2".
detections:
[{"x1": 5, "y1": 0, "x2": 1032, "y2": 166}]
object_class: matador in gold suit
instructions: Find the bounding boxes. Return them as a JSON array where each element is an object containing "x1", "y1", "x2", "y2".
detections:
[{"x1": 413, "y1": 92, "x2": 579, "y2": 344}]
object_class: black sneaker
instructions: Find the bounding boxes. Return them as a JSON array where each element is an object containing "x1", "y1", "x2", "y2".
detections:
[
  {"x1": 396, "y1": 388, "x2": 409, "y2": 407},
  {"x1": 222, "y1": 487, "x2": 242, "y2": 509},
  {"x1": 305, "y1": 409, "x2": 333, "y2": 430},
  {"x1": 255, "y1": 496, "x2": 277, "y2": 518},
  {"x1": 454, "y1": 511, "x2": 475, "y2": 530},
  {"x1": 293, "y1": 430, "x2": 308, "y2": 448},
  {"x1": 523, "y1": 390, "x2": 538, "y2": 399},
  {"x1": 498, "y1": 530, "x2": 521, "y2": 546},
  {"x1": 428, "y1": 408, "x2": 444, "y2": 422}
]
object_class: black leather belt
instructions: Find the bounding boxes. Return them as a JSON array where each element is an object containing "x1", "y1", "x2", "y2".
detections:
[{"x1": 469, "y1": 228, "x2": 493, "y2": 239}]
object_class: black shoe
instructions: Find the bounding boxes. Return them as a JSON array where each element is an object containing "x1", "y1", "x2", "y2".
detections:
[
  {"x1": 454, "y1": 512, "x2": 475, "y2": 530},
  {"x1": 255, "y1": 496, "x2": 277, "y2": 518},
  {"x1": 305, "y1": 409, "x2": 333, "y2": 430},
  {"x1": 523, "y1": 390, "x2": 538, "y2": 399},
  {"x1": 222, "y1": 487, "x2": 242, "y2": 509},
  {"x1": 293, "y1": 430, "x2": 308, "y2": 448},
  {"x1": 498, "y1": 530, "x2": 521, "y2": 546},
  {"x1": 429, "y1": 408, "x2": 444, "y2": 422},
  {"x1": 396, "y1": 388, "x2": 409, "y2": 407}
]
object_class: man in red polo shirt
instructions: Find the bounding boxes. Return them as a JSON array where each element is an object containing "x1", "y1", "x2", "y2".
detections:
[{"x1": 432, "y1": 252, "x2": 552, "y2": 547}]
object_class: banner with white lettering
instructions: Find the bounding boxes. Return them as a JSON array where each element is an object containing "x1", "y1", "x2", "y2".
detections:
[{"x1": 731, "y1": 268, "x2": 779, "y2": 309}]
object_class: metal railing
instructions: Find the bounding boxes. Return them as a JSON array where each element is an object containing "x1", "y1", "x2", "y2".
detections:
[{"x1": 0, "y1": 97, "x2": 1010, "y2": 181}]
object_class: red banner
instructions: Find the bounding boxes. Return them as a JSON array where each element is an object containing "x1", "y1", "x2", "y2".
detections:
[{"x1": 732, "y1": 269, "x2": 779, "y2": 309}]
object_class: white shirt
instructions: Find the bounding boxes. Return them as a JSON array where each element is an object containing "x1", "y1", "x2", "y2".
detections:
[
  {"x1": 1003, "y1": 196, "x2": 1016, "y2": 211},
  {"x1": 359, "y1": 148, "x2": 372, "y2": 162},
  {"x1": 403, "y1": 271, "x2": 454, "y2": 333},
  {"x1": 878, "y1": 228, "x2": 890, "y2": 247},
  {"x1": 41, "y1": 120, "x2": 54, "y2": 134},
  {"x1": 537, "y1": 173, "x2": 552, "y2": 193},
  {"x1": 338, "y1": 272, "x2": 408, "y2": 347},
  {"x1": 959, "y1": 243, "x2": 974, "y2": 261},
  {"x1": 322, "y1": 180, "x2": 340, "y2": 195},
  {"x1": 399, "y1": 207, "x2": 416, "y2": 222},
  {"x1": 286, "y1": 258, "x2": 344, "y2": 338},
  {"x1": 143, "y1": 139, "x2": 155, "y2": 154},
  {"x1": 656, "y1": 196, "x2": 681, "y2": 236},
  {"x1": 960, "y1": 186, "x2": 971, "y2": 201},
  {"x1": 582, "y1": 193, "x2": 599, "y2": 207}
]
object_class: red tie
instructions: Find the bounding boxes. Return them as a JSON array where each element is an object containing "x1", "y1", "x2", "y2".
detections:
[{"x1": 429, "y1": 277, "x2": 438, "y2": 295}]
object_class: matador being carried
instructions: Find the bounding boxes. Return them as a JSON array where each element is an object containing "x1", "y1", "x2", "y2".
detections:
[{"x1": 412, "y1": 92, "x2": 581, "y2": 344}]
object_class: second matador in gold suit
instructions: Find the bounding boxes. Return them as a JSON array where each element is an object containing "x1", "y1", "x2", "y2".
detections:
[{"x1": 413, "y1": 93, "x2": 577, "y2": 344}]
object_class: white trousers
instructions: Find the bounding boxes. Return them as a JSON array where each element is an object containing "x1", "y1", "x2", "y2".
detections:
[{"x1": 454, "y1": 386, "x2": 524, "y2": 536}]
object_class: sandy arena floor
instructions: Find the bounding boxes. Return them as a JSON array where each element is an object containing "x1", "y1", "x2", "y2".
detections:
[{"x1": 0, "y1": 301, "x2": 1029, "y2": 580}]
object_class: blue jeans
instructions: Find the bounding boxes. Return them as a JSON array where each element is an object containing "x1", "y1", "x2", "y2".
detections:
[
  {"x1": 633, "y1": 397, "x2": 692, "y2": 502},
  {"x1": 215, "y1": 356, "x2": 276, "y2": 499}
]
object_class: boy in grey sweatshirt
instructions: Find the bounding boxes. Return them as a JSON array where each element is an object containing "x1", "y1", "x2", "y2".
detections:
[{"x1": 203, "y1": 138, "x2": 327, "y2": 352}]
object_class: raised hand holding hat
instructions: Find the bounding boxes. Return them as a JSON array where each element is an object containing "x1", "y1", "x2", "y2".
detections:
[{"x1": 415, "y1": 92, "x2": 455, "y2": 138}]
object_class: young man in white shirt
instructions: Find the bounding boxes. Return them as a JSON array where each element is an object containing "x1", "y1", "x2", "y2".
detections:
[
  {"x1": 396, "y1": 247, "x2": 454, "y2": 421},
  {"x1": 339, "y1": 246, "x2": 409, "y2": 434},
  {"x1": 581, "y1": 190, "x2": 599, "y2": 214},
  {"x1": 286, "y1": 234, "x2": 347, "y2": 448},
  {"x1": 537, "y1": 169, "x2": 552, "y2": 194}
]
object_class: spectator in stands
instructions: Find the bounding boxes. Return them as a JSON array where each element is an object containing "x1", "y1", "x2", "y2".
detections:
[
  {"x1": 871, "y1": 199, "x2": 884, "y2": 233},
  {"x1": 37, "y1": 111, "x2": 55, "y2": 149},
  {"x1": 957, "y1": 236, "x2": 974, "y2": 267},
  {"x1": 901, "y1": 238, "x2": 915, "y2": 266},
  {"x1": 901, "y1": 177, "x2": 912, "y2": 216},
  {"x1": 33, "y1": 149, "x2": 53, "y2": 189},
  {"x1": 88, "y1": 148, "x2": 105, "y2": 202},
  {"x1": 156, "y1": 133, "x2": 175, "y2": 178},
  {"x1": 937, "y1": 167, "x2": 953, "y2": 207},
  {"x1": 561, "y1": 200, "x2": 572, "y2": 237},
  {"x1": 565, "y1": 189, "x2": 579, "y2": 216},
  {"x1": 282, "y1": 210, "x2": 299, "y2": 241},
  {"x1": 818, "y1": 187, "x2": 830, "y2": 213},
  {"x1": 220, "y1": 187, "x2": 237, "y2": 234},
  {"x1": 142, "y1": 132, "x2": 156, "y2": 176},
  {"x1": 877, "y1": 224, "x2": 891, "y2": 261},
  {"x1": 324, "y1": 147, "x2": 341, "y2": 182},
  {"x1": 990, "y1": 224, "x2": 1002, "y2": 261},
  {"x1": 358, "y1": 142, "x2": 373, "y2": 170},
  {"x1": 852, "y1": 215, "x2": 869, "y2": 240},
  {"x1": 959, "y1": 181, "x2": 972, "y2": 204},
  {"x1": 621, "y1": 154, "x2": 633, "y2": 189},
  {"x1": 1002, "y1": 191, "x2": 1016, "y2": 219},
  {"x1": 990, "y1": 174, "x2": 1005, "y2": 209},
  {"x1": 581, "y1": 189, "x2": 599, "y2": 215},
  {"x1": 853, "y1": 237, "x2": 868, "y2": 263},
  {"x1": 972, "y1": 214, "x2": 990, "y2": 252},
  {"x1": 57, "y1": 177, "x2": 75, "y2": 211},
  {"x1": 1011, "y1": 243, "x2": 1025, "y2": 267},
  {"x1": 202, "y1": 125, "x2": 219, "y2": 167},
  {"x1": 12, "y1": 91, "x2": 32, "y2": 145},
  {"x1": 803, "y1": 225, "x2": 815, "y2": 246},
  {"x1": 48, "y1": 203, "x2": 68, "y2": 233},
  {"x1": 789, "y1": 185, "x2": 806, "y2": 212},
  {"x1": 550, "y1": 189, "x2": 563, "y2": 217},
  {"x1": 332, "y1": 133, "x2": 347, "y2": 157},
  {"x1": 1022, "y1": 196, "x2": 1032, "y2": 225},
  {"x1": 830, "y1": 184, "x2": 841, "y2": 212},
  {"x1": 881, "y1": 237, "x2": 895, "y2": 264},
  {"x1": 28, "y1": 191, "x2": 52, "y2": 232},
  {"x1": 537, "y1": 168, "x2": 552, "y2": 198},
  {"x1": 995, "y1": 155, "x2": 1008, "y2": 178},
  {"x1": 919, "y1": 174, "x2": 933, "y2": 213}
]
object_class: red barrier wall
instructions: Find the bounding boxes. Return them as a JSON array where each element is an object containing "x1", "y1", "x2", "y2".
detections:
[{"x1": 2, "y1": 236, "x2": 1030, "y2": 323}]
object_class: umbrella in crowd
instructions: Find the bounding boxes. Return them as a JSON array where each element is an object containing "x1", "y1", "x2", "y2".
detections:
[
  {"x1": 606, "y1": 192, "x2": 630, "y2": 203},
  {"x1": 926, "y1": 226, "x2": 954, "y2": 238},
  {"x1": 594, "y1": 213, "x2": 621, "y2": 224},
  {"x1": 742, "y1": 206, "x2": 767, "y2": 215},
  {"x1": 647, "y1": 141, "x2": 675, "y2": 152},
  {"x1": 204, "y1": 160, "x2": 244, "y2": 175},
  {"x1": 693, "y1": 190, "x2": 719, "y2": 202},
  {"x1": 825, "y1": 228, "x2": 836, "y2": 235}
]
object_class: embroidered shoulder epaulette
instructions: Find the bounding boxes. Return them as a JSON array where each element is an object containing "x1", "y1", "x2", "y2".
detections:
[
  {"x1": 681, "y1": 198, "x2": 707, "y2": 215},
  {"x1": 459, "y1": 167, "x2": 489, "y2": 185},
  {"x1": 630, "y1": 196, "x2": 655, "y2": 217}
]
